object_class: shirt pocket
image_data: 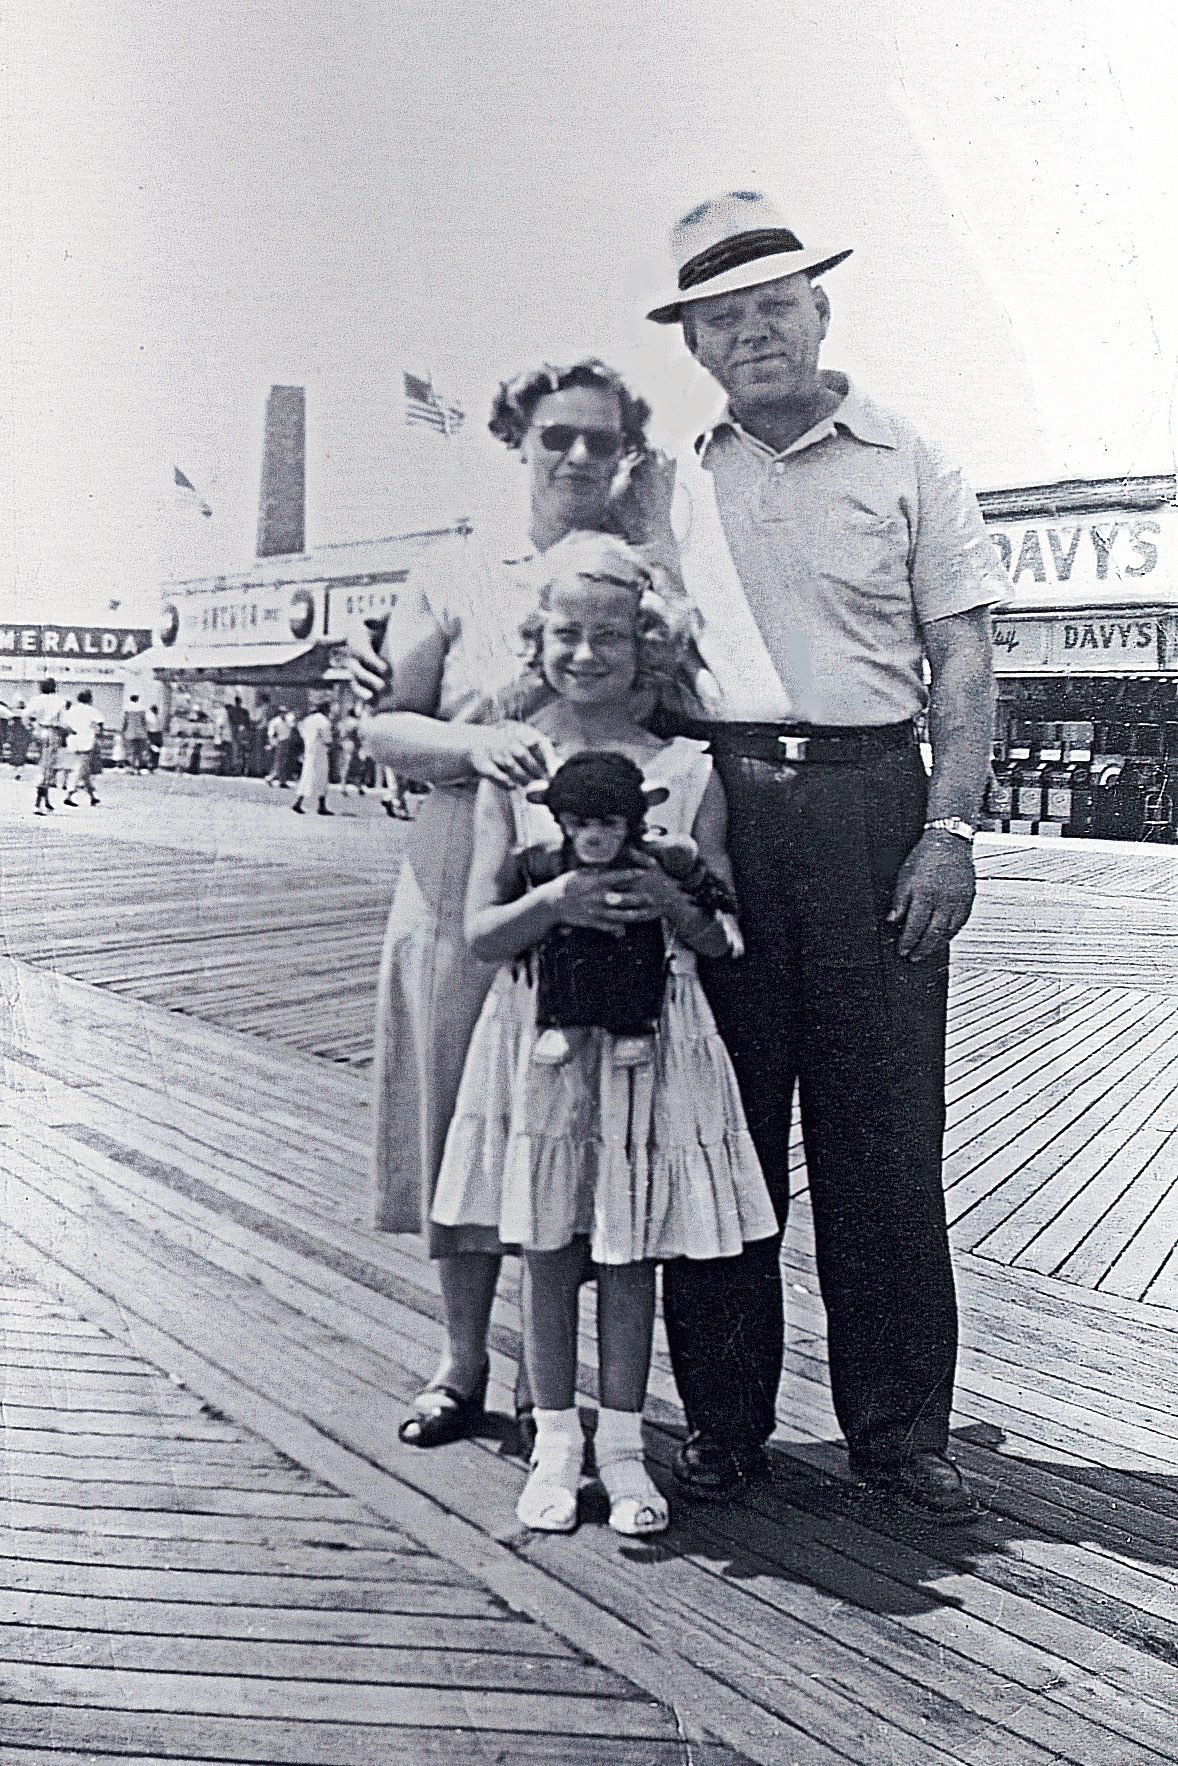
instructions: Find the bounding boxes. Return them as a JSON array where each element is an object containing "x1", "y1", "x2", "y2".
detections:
[{"x1": 815, "y1": 502, "x2": 911, "y2": 590}]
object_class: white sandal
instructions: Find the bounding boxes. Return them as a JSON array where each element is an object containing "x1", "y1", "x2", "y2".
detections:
[
  {"x1": 516, "y1": 1409, "x2": 582, "y2": 1532},
  {"x1": 598, "y1": 1453, "x2": 670, "y2": 1536},
  {"x1": 595, "y1": 1408, "x2": 669, "y2": 1536}
]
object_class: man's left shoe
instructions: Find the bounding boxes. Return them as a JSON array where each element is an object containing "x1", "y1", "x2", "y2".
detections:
[
  {"x1": 854, "y1": 1450, "x2": 981, "y2": 1522},
  {"x1": 672, "y1": 1430, "x2": 770, "y2": 1501}
]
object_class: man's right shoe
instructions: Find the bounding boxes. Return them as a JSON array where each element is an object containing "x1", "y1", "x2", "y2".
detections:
[
  {"x1": 672, "y1": 1430, "x2": 770, "y2": 1501},
  {"x1": 852, "y1": 1449, "x2": 981, "y2": 1523}
]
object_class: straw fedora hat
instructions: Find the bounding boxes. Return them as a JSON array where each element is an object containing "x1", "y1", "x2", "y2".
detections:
[{"x1": 646, "y1": 190, "x2": 852, "y2": 324}]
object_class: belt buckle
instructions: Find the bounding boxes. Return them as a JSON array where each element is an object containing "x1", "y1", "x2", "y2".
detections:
[{"x1": 777, "y1": 734, "x2": 809, "y2": 763}]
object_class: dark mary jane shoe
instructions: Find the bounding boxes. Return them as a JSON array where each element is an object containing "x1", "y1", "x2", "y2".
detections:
[{"x1": 398, "y1": 1360, "x2": 490, "y2": 1449}]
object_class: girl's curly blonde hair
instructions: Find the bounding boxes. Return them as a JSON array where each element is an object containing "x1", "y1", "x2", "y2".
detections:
[{"x1": 518, "y1": 532, "x2": 708, "y2": 707}]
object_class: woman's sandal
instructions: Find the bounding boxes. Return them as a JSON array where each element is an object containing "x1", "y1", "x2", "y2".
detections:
[
  {"x1": 514, "y1": 1403, "x2": 537, "y2": 1461},
  {"x1": 397, "y1": 1360, "x2": 490, "y2": 1449},
  {"x1": 597, "y1": 1453, "x2": 671, "y2": 1537},
  {"x1": 516, "y1": 1434, "x2": 583, "y2": 1532}
]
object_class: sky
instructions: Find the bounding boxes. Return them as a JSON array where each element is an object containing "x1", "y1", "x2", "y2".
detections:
[{"x1": 1, "y1": 0, "x2": 1175, "y2": 627}]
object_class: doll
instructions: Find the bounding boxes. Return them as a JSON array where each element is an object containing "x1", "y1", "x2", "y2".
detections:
[{"x1": 520, "y1": 751, "x2": 741, "y2": 1067}]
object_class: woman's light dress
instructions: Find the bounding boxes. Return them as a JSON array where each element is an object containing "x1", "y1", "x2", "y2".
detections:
[
  {"x1": 371, "y1": 533, "x2": 543, "y2": 1253},
  {"x1": 430, "y1": 737, "x2": 778, "y2": 1266}
]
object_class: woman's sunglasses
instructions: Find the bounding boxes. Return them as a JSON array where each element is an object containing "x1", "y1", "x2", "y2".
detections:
[{"x1": 535, "y1": 424, "x2": 625, "y2": 460}]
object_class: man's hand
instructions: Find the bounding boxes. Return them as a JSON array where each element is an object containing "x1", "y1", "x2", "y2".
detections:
[{"x1": 887, "y1": 831, "x2": 976, "y2": 961}]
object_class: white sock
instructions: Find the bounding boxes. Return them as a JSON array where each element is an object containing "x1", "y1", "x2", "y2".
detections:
[
  {"x1": 516, "y1": 1407, "x2": 582, "y2": 1532},
  {"x1": 533, "y1": 1406, "x2": 581, "y2": 1453},
  {"x1": 594, "y1": 1406, "x2": 645, "y2": 1466}
]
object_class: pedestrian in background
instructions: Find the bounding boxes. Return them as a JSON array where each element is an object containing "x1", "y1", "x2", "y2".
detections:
[
  {"x1": 337, "y1": 708, "x2": 365, "y2": 794},
  {"x1": 121, "y1": 694, "x2": 150, "y2": 772},
  {"x1": 227, "y1": 694, "x2": 250, "y2": 775},
  {"x1": 62, "y1": 688, "x2": 103, "y2": 807},
  {"x1": 32, "y1": 678, "x2": 68, "y2": 814},
  {"x1": 145, "y1": 703, "x2": 164, "y2": 769},
  {"x1": 266, "y1": 708, "x2": 296, "y2": 787},
  {"x1": 292, "y1": 701, "x2": 334, "y2": 816},
  {"x1": 9, "y1": 701, "x2": 30, "y2": 771},
  {"x1": 213, "y1": 703, "x2": 233, "y2": 775}
]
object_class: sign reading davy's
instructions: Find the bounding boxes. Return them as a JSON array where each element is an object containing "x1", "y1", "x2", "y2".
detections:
[
  {"x1": 992, "y1": 611, "x2": 1178, "y2": 674},
  {"x1": 986, "y1": 506, "x2": 1176, "y2": 608}
]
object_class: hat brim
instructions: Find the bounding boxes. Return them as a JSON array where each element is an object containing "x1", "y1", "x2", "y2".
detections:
[{"x1": 646, "y1": 244, "x2": 852, "y2": 324}]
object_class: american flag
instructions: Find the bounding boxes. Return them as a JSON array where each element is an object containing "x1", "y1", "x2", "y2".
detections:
[
  {"x1": 173, "y1": 465, "x2": 213, "y2": 517},
  {"x1": 404, "y1": 371, "x2": 464, "y2": 436}
]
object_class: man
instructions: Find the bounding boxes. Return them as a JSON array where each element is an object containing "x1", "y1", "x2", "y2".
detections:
[
  {"x1": 120, "y1": 694, "x2": 150, "y2": 772},
  {"x1": 226, "y1": 694, "x2": 251, "y2": 775},
  {"x1": 30, "y1": 678, "x2": 68, "y2": 814},
  {"x1": 642, "y1": 192, "x2": 1004, "y2": 1518},
  {"x1": 145, "y1": 703, "x2": 164, "y2": 769},
  {"x1": 61, "y1": 687, "x2": 103, "y2": 806},
  {"x1": 266, "y1": 707, "x2": 297, "y2": 787}
]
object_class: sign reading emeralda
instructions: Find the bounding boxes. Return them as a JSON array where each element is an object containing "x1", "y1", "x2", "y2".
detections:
[{"x1": 0, "y1": 624, "x2": 153, "y2": 659}]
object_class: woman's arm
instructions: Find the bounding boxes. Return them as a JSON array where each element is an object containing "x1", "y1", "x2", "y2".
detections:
[{"x1": 356, "y1": 587, "x2": 555, "y2": 787}]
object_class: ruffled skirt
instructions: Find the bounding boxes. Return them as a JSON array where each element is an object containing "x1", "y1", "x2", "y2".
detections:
[{"x1": 431, "y1": 952, "x2": 778, "y2": 1265}]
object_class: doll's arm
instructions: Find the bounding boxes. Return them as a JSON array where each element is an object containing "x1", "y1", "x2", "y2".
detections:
[
  {"x1": 645, "y1": 831, "x2": 739, "y2": 919},
  {"x1": 675, "y1": 772, "x2": 744, "y2": 959}
]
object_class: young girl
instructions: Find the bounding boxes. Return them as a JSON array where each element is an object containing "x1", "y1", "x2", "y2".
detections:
[{"x1": 430, "y1": 532, "x2": 778, "y2": 1536}]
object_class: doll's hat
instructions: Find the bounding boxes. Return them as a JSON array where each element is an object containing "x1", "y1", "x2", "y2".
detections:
[{"x1": 646, "y1": 190, "x2": 852, "y2": 324}]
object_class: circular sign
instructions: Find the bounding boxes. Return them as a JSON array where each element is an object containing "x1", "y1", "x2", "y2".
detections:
[
  {"x1": 159, "y1": 603, "x2": 179, "y2": 647},
  {"x1": 289, "y1": 589, "x2": 316, "y2": 641}
]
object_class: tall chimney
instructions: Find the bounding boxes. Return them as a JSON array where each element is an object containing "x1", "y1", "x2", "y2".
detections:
[{"x1": 256, "y1": 385, "x2": 306, "y2": 557}]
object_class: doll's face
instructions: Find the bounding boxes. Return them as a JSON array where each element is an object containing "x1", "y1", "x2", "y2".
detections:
[{"x1": 560, "y1": 813, "x2": 631, "y2": 866}]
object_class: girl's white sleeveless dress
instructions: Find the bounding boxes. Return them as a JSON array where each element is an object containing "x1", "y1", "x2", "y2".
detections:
[{"x1": 430, "y1": 737, "x2": 778, "y2": 1266}]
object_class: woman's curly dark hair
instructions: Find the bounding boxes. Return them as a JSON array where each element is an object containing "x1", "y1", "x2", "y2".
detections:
[{"x1": 488, "y1": 358, "x2": 651, "y2": 452}]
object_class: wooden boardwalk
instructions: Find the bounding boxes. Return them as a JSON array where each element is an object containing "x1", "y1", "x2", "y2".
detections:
[
  {"x1": 3, "y1": 950, "x2": 1178, "y2": 1765},
  {"x1": 6, "y1": 808, "x2": 1177, "y2": 1300},
  {"x1": 0, "y1": 816, "x2": 394, "y2": 1068},
  {"x1": 0, "y1": 1281, "x2": 729, "y2": 1763},
  {"x1": 3, "y1": 788, "x2": 1178, "y2": 1761}
]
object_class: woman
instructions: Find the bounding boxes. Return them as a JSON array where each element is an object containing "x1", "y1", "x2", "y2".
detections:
[
  {"x1": 357, "y1": 358, "x2": 672, "y2": 1450},
  {"x1": 292, "y1": 701, "x2": 334, "y2": 816}
]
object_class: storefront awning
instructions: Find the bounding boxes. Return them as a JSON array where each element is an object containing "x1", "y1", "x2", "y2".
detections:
[{"x1": 151, "y1": 639, "x2": 338, "y2": 684}]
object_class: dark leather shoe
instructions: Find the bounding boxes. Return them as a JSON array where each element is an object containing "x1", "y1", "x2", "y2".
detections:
[
  {"x1": 672, "y1": 1430, "x2": 770, "y2": 1500},
  {"x1": 397, "y1": 1360, "x2": 490, "y2": 1449},
  {"x1": 854, "y1": 1450, "x2": 981, "y2": 1522}
]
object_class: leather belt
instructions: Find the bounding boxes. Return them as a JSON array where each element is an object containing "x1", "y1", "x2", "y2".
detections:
[{"x1": 690, "y1": 720, "x2": 917, "y2": 767}]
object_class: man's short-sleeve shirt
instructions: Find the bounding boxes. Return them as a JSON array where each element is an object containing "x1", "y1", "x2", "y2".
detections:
[{"x1": 697, "y1": 373, "x2": 1007, "y2": 725}]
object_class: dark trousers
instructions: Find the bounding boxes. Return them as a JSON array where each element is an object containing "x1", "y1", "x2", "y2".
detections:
[{"x1": 661, "y1": 742, "x2": 957, "y2": 1469}]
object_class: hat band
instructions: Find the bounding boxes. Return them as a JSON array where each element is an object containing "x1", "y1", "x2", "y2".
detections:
[{"x1": 677, "y1": 228, "x2": 805, "y2": 292}]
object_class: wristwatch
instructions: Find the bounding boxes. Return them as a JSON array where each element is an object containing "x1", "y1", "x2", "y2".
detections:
[{"x1": 923, "y1": 816, "x2": 975, "y2": 845}]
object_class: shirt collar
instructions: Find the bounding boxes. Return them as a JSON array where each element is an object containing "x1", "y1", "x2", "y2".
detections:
[{"x1": 694, "y1": 371, "x2": 898, "y2": 461}]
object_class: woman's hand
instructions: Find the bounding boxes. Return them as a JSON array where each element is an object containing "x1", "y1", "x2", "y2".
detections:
[
  {"x1": 609, "y1": 448, "x2": 678, "y2": 548},
  {"x1": 347, "y1": 622, "x2": 392, "y2": 702},
  {"x1": 468, "y1": 722, "x2": 559, "y2": 788}
]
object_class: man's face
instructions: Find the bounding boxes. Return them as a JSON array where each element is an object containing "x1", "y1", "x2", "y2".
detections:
[{"x1": 684, "y1": 273, "x2": 829, "y2": 413}]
